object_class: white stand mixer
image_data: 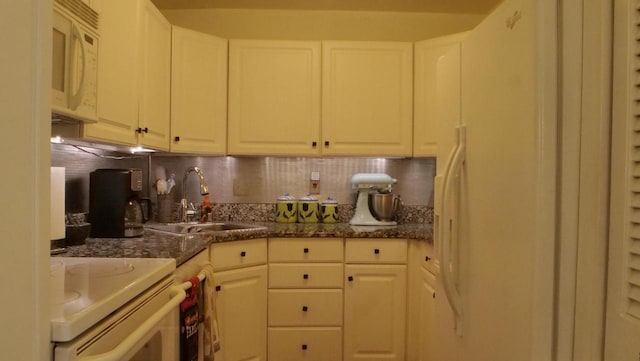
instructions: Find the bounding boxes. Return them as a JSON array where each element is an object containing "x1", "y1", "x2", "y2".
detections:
[{"x1": 349, "y1": 173, "x2": 398, "y2": 226}]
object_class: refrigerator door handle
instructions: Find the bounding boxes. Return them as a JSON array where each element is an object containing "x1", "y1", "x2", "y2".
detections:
[{"x1": 439, "y1": 125, "x2": 466, "y2": 336}]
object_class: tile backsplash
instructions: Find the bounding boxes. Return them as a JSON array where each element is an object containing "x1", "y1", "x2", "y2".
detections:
[{"x1": 51, "y1": 144, "x2": 436, "y2": 223}]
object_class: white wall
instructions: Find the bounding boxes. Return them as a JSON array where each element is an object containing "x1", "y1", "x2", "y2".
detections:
[
  {"x1": 0, "y1": 0, "x2": 51, "y2": 359},
  {"x1": 160, "y1": 8, "x2": 485, "y2": 41}
]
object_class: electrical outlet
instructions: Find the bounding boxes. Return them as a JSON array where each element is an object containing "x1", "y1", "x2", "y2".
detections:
[{"x1": 310, "y1": 171, "x2": 320, "y2": 194}]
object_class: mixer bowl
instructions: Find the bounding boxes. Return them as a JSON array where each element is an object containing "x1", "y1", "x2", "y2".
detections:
[{"x1": 368, "y1": 193, "x2": 401, "y2": 221}]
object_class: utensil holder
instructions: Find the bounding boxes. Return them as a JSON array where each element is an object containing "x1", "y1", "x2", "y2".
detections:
[{"x1": 157, "y1": 194, "x2": 174, "y2": 223}]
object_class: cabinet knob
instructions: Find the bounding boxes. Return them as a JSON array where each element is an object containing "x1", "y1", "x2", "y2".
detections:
[
  {"x1": 240, "y1": 251, "x2": 246, "y2": 257},
  {"x1": 433, "y1": 292, "x2": 436, "y2": 299},
  {"x1": 374, "y1": 248, "x2": 380, "y2": 254},
  {"x1": 302, "y1": 305, "x2": 308, "y2": 312},
  {"x1": 303, "y1": 273, "x2": 309, "y2": 279},
  {"x1": 348, "y1": 276, "x2": 354, "y2": 282},
  {"x1": 215, "y1": 285, "x2": 221, "y2": 291},
  {"x1": 324, "y1": 141, "x2": 330, "y2": 147},
  {"x1": 312, "y1": 141, "x2": 317, "y2": 148},
  {"x1": 142, "y1": 127, "x2": 148, "y2": 133},
  {"x1": 302, "y1": 344, "x2": 308, "y2": 350},
  {"x1": 303, "y1": 247, "x2": 309, "y2": 253},
  {"x1": 425, "y1": 256, "x2": 431, "y2": 262},
  {"x1": 135, "y1": 127, "x2": 142, "y2": 134},
  {"x1": 174, "y1": 136, "x2": 181, "y2": 142}
]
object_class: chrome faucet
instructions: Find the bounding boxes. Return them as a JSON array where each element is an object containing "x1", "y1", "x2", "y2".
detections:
[{"x1": 180, "y1": 167, "x2": 209, "y2": 222}]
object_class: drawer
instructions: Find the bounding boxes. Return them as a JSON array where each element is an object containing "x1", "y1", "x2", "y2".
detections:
[
  {"x1": 269, "y1": 263, "x2": 344, "y2": 288},
  {"x1": 268, "y1": 289, "x2": 343, "y2": 326},
  {"x1": 268, "y1": 327, "x2": 342, "y2": 361},
  {"x1": 345, "y1": 238, "x2": 408, "y2": 264},
  {"x1": 269, "y1": 238, "x2": 343, "y2": 262},
  {"x1": 210, "y1": 238, "x2": 267, "y2": 271}
]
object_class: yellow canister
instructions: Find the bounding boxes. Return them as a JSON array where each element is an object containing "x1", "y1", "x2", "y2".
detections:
[
  {"x1": 297, "y1": 194, "x2": 319, "y2": 223},
  {"x1": 321, "y1": 197, "x2": 339, "y2": 223},
  {"x1": 275, "y1": 193, "x2": 298, "y2": 223}
]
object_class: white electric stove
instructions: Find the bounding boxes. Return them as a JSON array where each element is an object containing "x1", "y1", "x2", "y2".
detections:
[{"x1": 50, "y1": 257, "x2": 184, "y2": 361}]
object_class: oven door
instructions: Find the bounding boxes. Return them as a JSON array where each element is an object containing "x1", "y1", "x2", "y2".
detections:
[{"x1": 53, "y1": 278, "x2": 185, "y2": 361}]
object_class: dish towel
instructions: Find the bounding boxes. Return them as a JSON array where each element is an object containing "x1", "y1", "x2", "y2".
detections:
[{"x1": 201, "y1": 263, "x2": 220, "y2": 361}]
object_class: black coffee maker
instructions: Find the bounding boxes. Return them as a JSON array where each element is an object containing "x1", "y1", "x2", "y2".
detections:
[{"x1": 89, "y1": 169, "x2": 151, "y2": 238}]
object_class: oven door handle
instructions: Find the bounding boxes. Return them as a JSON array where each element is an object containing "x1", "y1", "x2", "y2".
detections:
[{"x1": 77, "y1": 285, "x2": 186, "y2": 361}]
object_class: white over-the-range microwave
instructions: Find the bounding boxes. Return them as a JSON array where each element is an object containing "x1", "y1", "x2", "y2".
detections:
[{"x1": 52, "y1": 0, "x2": 99, "y2": 124}]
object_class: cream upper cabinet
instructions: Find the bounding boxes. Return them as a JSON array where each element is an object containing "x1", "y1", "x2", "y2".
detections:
[
  {"x1": 228, "y1": 40, "x2": 322, "y2": 156},
  {"x1": 137, "y1": 0, "x2": 171, "y2": 150},
  {"x1": 85, "y1": 0, "x2": 139, "y2": 146},
  {"x1": 322, "y1": 41, "x2": 413, "y2": 156},
  {"x1": 171, "y1": 26, "x2": 227, "y2": 154},
  {"x1": 84, "y1": 0, "x2": 170, "y2": 150},
  {"x1": 413, "y1": 33, "x2": 467, "y2": 157}
]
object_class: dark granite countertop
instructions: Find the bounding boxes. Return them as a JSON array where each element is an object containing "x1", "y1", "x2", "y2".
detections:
[{"x1": 59, "y1": 222, "x2": 433, "y2": 266}]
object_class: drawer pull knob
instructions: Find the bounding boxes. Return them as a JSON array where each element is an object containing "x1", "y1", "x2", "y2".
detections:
[
  {"x1": 324, "y1": 141, "x2": 330, "y2": 147},
  {"x1": 425, "y1": 256, "x2": 431, "y2": 262},
  {"x1": 374, "y1": 248, "x2": 380, "y2": 254},
  {"x1": 240, "y1": 251, "x2": 246, "y2": 257},
  {"x1": 433, "y1": 292, "x2": 436, "y2": 299},
  {"x1": 303, "y1": 247, "x2": 309, "y2": 253},
  {"x1": 215, "y1": 285, "x2": 221, "y2": 291},
  {"x1": 302, "y1": 306, "x2": 308, "y2": 312},
  {"x1": 174, "y1": 136, "x2": 181, "y2": 142},
  {"x1": 303, "y1": 273, "x2": 309, "y2": 279},
  {"x1": 302, "y1": 344, "x2": 308, "y2": 350},
  {"x1": 348, "y1": 276, "x2": 354, "y2": 282},
  {"x1": 312, "y1": 141, "x2": 317, "y2": 147}
]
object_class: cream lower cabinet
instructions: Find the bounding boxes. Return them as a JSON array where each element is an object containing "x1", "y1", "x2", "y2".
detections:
[
  {"x1": 228, "y1": 40, "x2": 321, "y2": 156},
  {"x1": 322, "y1": 41, "x2": 413, "y2": 156},
  {"x1": 344, "y1": 238, "x2": 408, "y2": 361},
  {"x1": 85, "y1": 0, "x2": 170, "y2": 150},
  {"x1": 171, "y1": 26, "x2": 227, "y2": 154},
  {"x1": 268, "y1": 238, "x2": 344, "y2": 361},
  {"x1": 211, "y1": 239, "x2": 268, "y2": 361},
  {"x1": 407, "y1": 240, "x2": 437, "y2": 361}
]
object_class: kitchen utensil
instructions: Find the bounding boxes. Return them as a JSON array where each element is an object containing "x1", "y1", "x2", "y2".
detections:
[
  {"x1": 89, "y1": 169, "x2": 152, "y2": 238},
  {"x1": 275, "y1": 193, "x2": 298, "y2": 223},
  {"x1": 297, "y1": 194, "x2": 319, "y2": 223},
  {"x1": 369, "y1": 192, "x2": 402, "y2": 222},
  {"x1": 349, "y1": 173, "x2": 398, "y2": 226},
  {"x1": 167, "y1": 173, "x2": 176, "y2": 193},
  {"x1": 321, "y1": 197, "x2": 339, "y2": 223}
]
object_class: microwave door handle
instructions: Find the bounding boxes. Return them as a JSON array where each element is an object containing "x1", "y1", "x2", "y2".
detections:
[
  {"x1": 68, "y1": 22, "x2": 86, "y2": 111},
  {"x1": 75, "y1": 285, "x2": 186, "y2": 361}
]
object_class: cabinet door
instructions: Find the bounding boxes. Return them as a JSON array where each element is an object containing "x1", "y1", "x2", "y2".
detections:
[
  {"x1": 344, "y1": 264, "x2": 407, "y2": 361},
  {"x1": 171, "y1": 26, "x2": 227, "y2": 154},
  {"x1": 322, "y1": 41, "x2": 413, "y2": 156},
  {"x1": 85, "y1": 0, "x2": 139, "y2": 145},
  {"x1": 215, "y1": 265, "x2": 268, "y2": 361},
  {"x1": 228, "y1": 40, "x2": 321, "y2": 156},
  {"x1": 137, "y1": 0, "x2": 171, "y2": 150},
  {"x1": 418, "y1": 268, "x2": 437, "y2": 361},
  {"x1": 413, "y1": 33, "x2": 467, "y2": 157}
]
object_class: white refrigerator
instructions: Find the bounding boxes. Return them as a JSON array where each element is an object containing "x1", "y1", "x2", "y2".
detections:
[{"x1": 433, "y1": 0, "x2": 558, "y2": 360}]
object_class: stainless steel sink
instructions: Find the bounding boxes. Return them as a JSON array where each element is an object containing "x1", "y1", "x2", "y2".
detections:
[{"x1": 145, "y1": 222, "x2": 265, "y2": 234}]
